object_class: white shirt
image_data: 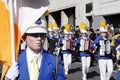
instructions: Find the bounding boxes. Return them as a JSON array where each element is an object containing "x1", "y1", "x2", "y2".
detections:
[{"x1": 26, "y1": 47, "x2": 43, "y2": 76}]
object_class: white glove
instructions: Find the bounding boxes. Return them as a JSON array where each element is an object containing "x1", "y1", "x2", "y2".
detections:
[
  {"x1": 5, "y1": 62, "x2": 19, "y2": 80},
  {"x1": 55, "y1": 47, "x2": 60, "y2": 56}
]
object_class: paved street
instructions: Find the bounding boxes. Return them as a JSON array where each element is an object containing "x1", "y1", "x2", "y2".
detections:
[
  {"x1": 0, "y1": 60, "x2": 116, "y2": 80},
  {"x1": 66, "y1": 61, "x2": 116, "y2": 80}
]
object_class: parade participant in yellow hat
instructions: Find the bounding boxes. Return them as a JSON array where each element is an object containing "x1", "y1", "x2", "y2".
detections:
[
  {"x1": 76, "y1": 22, "x2": 91, "y2": 80},
  {"x1": 53, "y1": 22, "x2": 59, "y2": 40},
  {"x1": 59, "y1": 23, "x2": 73, "y2": 76},
  {"x1": 47, "y1": 22, "x2": 57, "y2": 53},
  {"x1": 91, "y1": 20, "x2": 113, "y2": 80}
]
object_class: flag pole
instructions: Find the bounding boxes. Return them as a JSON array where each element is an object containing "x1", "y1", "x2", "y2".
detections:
[{"x1": 9, "y1": 0, "x2": 15, "y2": 63}]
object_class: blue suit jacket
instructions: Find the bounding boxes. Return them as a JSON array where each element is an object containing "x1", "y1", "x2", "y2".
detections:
[{"x1": 17, "y1": 49, "x2": 66, "y2": 80}]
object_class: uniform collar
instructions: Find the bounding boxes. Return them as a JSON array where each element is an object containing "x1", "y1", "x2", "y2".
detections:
[{"x1": 26, "y1": 47, "x2": 43, "y2": 62}]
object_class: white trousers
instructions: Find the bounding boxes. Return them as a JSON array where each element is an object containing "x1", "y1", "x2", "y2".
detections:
[
  {"x1": 98, "y1": 59, "x2": 113, "y2": 80},
  {"x1": 81, "y1": 56, "x2": 91, "y2": 80},
  {"x1": 63, "y1": 54, "x2": 72, "y2": 75}
]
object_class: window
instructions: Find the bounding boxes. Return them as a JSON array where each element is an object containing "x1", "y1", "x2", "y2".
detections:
[{"x1": 86, "y1": 3, "x2": 93, "y2": 13}]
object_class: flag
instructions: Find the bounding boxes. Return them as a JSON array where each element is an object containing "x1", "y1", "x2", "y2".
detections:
[{"x1": 0, "y1": 0, "x2": 49, "y2": 79}]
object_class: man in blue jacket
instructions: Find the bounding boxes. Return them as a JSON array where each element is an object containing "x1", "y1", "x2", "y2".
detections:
[
  {"x1": 91, "y1": 20, "x2": 113, "y2": 80},
  {"x1": 5, "y1": 16, "x2": 66, "y2": 80},
  {"x1": 76, "y1": 22, "x2": 91, "y2": 80}
]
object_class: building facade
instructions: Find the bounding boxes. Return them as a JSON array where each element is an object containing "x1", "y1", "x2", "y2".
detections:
[{"x1": 48, "y1": 0, "x2": 120, "y2": 30}]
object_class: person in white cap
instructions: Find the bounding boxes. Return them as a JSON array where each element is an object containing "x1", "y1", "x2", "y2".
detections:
[
  {"x1": 91, "y1": 20, "x2": 113, "y2": 80},
  {"x1": 76, "y1": 22, "x2": 91, "y2": 80},
  {"x1": 5, "y1": 16, "x2": 66, "y2": 80}
]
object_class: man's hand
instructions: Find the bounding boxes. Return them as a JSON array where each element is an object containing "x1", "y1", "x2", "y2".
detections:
[{"x1": 5, "y1": 62, "x2": 19, "y2": 80}]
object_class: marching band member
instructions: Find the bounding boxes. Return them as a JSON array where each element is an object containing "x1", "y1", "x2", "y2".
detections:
[
  {"x1": 53, "y1": 22, "x2": 60, "y2": 40},
  {"x1": 76, "y1": 22, "x2": 91, "y2": 80},
  {"x1": 52, "y1": 22, "x2": 60, "y2": 54},
  {"x1": 110, "y1": 32, "x2": 120, "y2": 70},
  {"x1": 116, "y1": 37, "x2": 120, "y2": 80},
  {"x1": 5, "y1": 15, "x2": 66, "y2": 80},
  {"x1": 91, "y1": 20, "x2": 113, "y2": 80},
  {"x1": 59, "y1": 23, "x2": 74, "y2": 76},
  {"x1": 47, "y1": 22, "x2": 56, "y2": 53},
  {"x1": 58, "y1": 26, "x2": 65, "y2": 60}
]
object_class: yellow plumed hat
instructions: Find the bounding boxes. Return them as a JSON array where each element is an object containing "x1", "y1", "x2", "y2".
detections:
[
  {"x1": 44, "y1": 10, "x2": 49, "y2": 16},
  {"x1": 100, "y1": 20, "x2": 107, "y2": 32},
  {"x1": 48, "y1": 22, "x2": 53, "y2": 31},
  {"x1": 100, "y1": 20, "x2": 106, "y2": 28},
  {"x1": 80, "y1": 22, "x2": 87, "y2": 29},
  {"x1": 53, "y1": 22, "x2": 59, "y2": 30},
  {"x1": 64, "y1": 23, "x2": 70, "y2": 34},
  {"x1": 80, "y1": 22, "x2": 87, "y2": 33}
]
